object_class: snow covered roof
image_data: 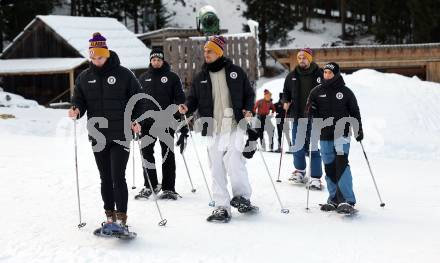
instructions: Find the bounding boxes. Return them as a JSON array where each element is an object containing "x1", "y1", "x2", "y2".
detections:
[
  {"x1": 37, "y1": 15, "x2": 150, "y2": 70},
  {"x1": 0, "y1": 58, "x2": 87, "y2": 75},
  {"x1": 2, "y1": 15, "x2": 150, "y2": 70}
]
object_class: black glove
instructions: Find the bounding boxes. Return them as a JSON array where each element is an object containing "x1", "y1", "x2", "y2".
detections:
[
  {"x1": 243, "y1": 127, "x2": 259, "y2": 159},
  {"x1": 176, "y1": 126, "x2": 189, "y2": 153},
  {"x1": 356, "y1": 129, "x2": 364, "y2": 142}
]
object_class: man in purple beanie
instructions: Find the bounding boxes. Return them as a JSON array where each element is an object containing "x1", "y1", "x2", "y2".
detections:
[{"x1": 68, "y1": 32, "x2": 144, "y2": 235}]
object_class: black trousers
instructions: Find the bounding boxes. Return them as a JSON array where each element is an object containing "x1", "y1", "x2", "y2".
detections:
[
  {"x1": 257, "y1": 115, "x2": 274, "y2": 149},
  {"x1": 141, "y1": 129, "x2": 176, "y2": 192},
  {"x1": 93, "y1": 141, "x2": 130, "y2": 213},
  {"x1": 276, "y1": 120, "x2": 291, "y2": 149}
]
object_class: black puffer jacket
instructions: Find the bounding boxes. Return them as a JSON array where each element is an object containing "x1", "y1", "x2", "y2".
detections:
[
  {"x1": 307, "y1": 74, "x2": 363, "y2": 140},
  {"x1": 185, "y1": 57, "x2": 255, "y2": 135},
  {"x1": 71, "y1": 50, "x2": 144, "y2": 141},
  {"x1": 283, "y1": 62, "x2": 323, "y2": 118},
  {"x1": 138, "y1": 61, "x2": 185, "y2": 111}
]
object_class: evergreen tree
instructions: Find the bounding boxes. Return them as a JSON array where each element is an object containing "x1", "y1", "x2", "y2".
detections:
[
  {"x1": 242, "y1": 0, "x2": 297, "y2": 70},
  {"x1": 374, "y1": 0, "x2": 412, "y2": 44},
  {"x1": 408, "y1": 0, "x2": 440, "y2": 43},
  {"x1": 0, "y1": 0, "x2": 60, "y2": 52}
]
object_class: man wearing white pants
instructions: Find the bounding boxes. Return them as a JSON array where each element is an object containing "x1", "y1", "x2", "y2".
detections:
[
  {"x1": 208, "y1": 128, "x2": 252, "y2": 212},
  {"x1": 179, "y1": 35, "x2": 256, "y2": 222}
]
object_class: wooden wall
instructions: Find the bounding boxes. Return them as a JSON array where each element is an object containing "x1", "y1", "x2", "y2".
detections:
[
  {"x1": 163, "y1": 36, "x2": 259, "y2": 90},
  {"x1": 268, "y1": 44, "x2": 440, "y2": 83}
]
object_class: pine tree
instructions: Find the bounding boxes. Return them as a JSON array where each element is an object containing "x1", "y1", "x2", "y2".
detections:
[
  {"x1": 1, "y1": 0, "x2": 60, "y2": 51},
  {"x1": 373, "y1": 0, "x2": 412, "y2": 44},
  {"x1": 408, "y1": 0, "x2": 440, "y2": 43},
  {"x1": 242, "y1": 0, "x2": 297, "y2": 70}
]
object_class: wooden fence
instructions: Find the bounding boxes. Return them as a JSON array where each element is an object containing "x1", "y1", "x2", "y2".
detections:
[{"x1": 163, "y1": 35, "x2": 259, "y2": 89}]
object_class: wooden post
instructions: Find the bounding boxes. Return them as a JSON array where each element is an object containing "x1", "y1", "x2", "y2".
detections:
[
  {"x1": 427, "y1": 62, "x2": 440, "y2": 83},
  {"x1": 69, "y1": 70, "x2": 75, "y2": 99}
]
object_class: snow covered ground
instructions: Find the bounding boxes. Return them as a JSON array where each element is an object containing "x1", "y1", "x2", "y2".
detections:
[{"x1": 1, "y1": 70, "x2": 440, "y2": 262}]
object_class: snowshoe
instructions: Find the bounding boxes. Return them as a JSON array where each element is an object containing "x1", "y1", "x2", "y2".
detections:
[
  {"x1": 93, "y1": 222, "x2": 137, "y2": 240},
  {"x1": 158, "y1": 190, "x2": 181, "y2": 200},
  {"x1": 308, "y1": 178, "x2": 323, "y2": 190},
  {"x1": 336, "y1": 203, "x2": 358, "y2": 215},
  {"x1": 230, "y1": 196, "x2": 259, "y2": 213},
  {"x1": 289, "y1": 170, "x2": 308, "y2": 184},
  {"x1": 134, "y1": 185, "x2": 161, "y2": 200},
  {"x1": 319, "y1": 203, "x2": 337, "y2": 212},
  {"x1": 206, "y1": 208, "x2": 231, "y2": 223}
]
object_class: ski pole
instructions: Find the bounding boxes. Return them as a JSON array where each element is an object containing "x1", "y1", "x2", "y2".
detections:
[
  {"x1": 276, "y1": 111, "x2": 288, "y2": 182},
  {"x1": 360, "y1": 142, "x2": 385, "y2": 207},
  {"x1": 131, "y1": 135, "x2": 137, "y2": 190},
  {"x1": 258, "y1": 143, "x2": 290, "y2": 214},
  {"x1": 73, "y1": 113, "x2": 86, "y2": 228},
  {"x1": 305, "y1": 142, "x2": 312, "y2": 211},
  {"x1": 136, "y1": 132, "x2": 167, "y2": 226},
  {"x1": 183, "y1": 114, "x2": 215, "y2": 207},
  {"x1": 181, "y1": 151, "x2": 196, "y2": 193}
]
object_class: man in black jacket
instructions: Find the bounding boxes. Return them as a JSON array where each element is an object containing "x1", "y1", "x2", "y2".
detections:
[
  {"x1": 282, "y1": 48, "x2": 323, "y2": 190},
  {"x1": 307, "y1": 62, "x2": 363, "y2": 214},
  {"x1": 68, "y1": 32, "x2": 144, "y2": 230},
  {"x1": 178, "y1": 35, "x2": 256, "y2": 223},
  {"x1": 136, "y1": 48, "x2": 186, "y2": 200}
]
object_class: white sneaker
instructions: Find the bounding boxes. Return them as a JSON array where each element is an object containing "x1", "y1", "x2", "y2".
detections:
[
  {"x1": 308, "y1": 178, "x2": 322, "y2": 190},
  {"x1": 289, "y1": 170, "x2": 307, "y2": 184}
]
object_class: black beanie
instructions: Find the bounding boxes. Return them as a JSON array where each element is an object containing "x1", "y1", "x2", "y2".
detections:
[
  {"x1": 324, "y1": 62, "x2": 340, "y2": 75},
  {"x1": 150, "y1": 48, "x2": 164, "y2": 61}
]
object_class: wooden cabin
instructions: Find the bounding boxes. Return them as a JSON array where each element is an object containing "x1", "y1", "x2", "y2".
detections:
[
  {"x1": 0, "y1": 15, "x2": 151, "y2": 105},
  {"x1": 268, "y1": 43, "x2": 440, "y2": 83}
]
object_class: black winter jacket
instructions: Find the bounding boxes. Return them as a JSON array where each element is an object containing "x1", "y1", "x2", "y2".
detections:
[
  {"x1": 71, "y1": 50, "x2": 144, "y2": 142},
  {"x1": 185, "y1": 57, "x2": 255, "y2": 135},
  {"x1": 138, "y1": 61, "x2": 185, "y2": 111},
  {"x1": 283, "y1": 62, "x2": 323, "y2": 118},
  {"x1": 307, "y1": 74, "x2": 363, "y2": 140}
]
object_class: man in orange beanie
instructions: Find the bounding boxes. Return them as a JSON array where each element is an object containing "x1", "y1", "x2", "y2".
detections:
[
  {"x1": 68, "y1": 32, "x2": 144, "y2": 236},
  {"x1": 282, "y1": 47, "x2": 324, "y2": 189},
  {"x1": 178, "y1": 35, "x2": 257, "y2": 223}
]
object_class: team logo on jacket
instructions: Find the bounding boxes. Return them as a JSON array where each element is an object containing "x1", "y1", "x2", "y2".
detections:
[
  {"x1": 107, "y1": 76, "x2": 116, "y2": 85},
  {"x1": 336, "y1": 92, "x2": 344, "y2": 100},
  {"x1": 317, "y1": 77, "x2": 321, "y2": 83},
  {"x1": 161, "y1": 76, "x2": 168, "y2": 83},
  {"x1": 230, "y1": 72, "x2": 238, "y2": 79}
]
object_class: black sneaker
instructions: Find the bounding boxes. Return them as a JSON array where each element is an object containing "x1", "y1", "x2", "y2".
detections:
[
  {"x1": 158, "y1": 190, "x2": 181, "y2": 200},
  {"x1": 320, "y1": 203, "x2": 336, "y2": 212},
  {"x1": 336, "y1": 202, "x2": 358, "y2": 215},
  {"x1": 206, "y1": 208, "x2": 231, "y2": 223},
  {"x1": 230, "y1": 196, "x2": 258, "y2": 213}
]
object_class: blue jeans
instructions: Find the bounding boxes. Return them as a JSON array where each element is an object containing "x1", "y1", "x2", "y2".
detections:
[
  {"x1": 291, "y1": 120, "x2": 322, "y2": 178},
  {"x1": 320, "y1": 138, "x2": 356, "y2": 205}
]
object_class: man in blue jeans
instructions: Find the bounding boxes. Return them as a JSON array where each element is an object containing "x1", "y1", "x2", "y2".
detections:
[
  {"x1": 307, "y1": 62, "x2": 363, "y2": 214},
  {"x1": 283, "y1": 48, "x2": 323, "y2": 189}
]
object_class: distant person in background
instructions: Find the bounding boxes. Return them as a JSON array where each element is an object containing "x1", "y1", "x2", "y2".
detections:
[
  {"x1": 274, "y1": 92, "x2": 291, "y2": 153},
  {"x1": 253, "y1": 89, "x2": 276, "y2": 151},
  {"x1": 307, "y1": 62, "x2": 363, "y2": 214},
  {"x1": 282, "y1": 48, "x2": 323, "y2": 190}
]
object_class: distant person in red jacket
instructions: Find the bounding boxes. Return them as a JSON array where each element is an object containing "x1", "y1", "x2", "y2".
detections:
[{"x1": 253, "y1": 89, "x2": 276, "y2": 151}]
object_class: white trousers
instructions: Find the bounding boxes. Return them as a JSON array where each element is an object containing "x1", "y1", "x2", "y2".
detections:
[{"x1": 207, "y1": 129, "x2": 252, "y2": 210}]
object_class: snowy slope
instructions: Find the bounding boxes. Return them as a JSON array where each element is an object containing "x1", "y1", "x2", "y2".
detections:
[
  {"x1": 0, "y1": 88, "x2": 41, "y2": 109},
  {"x1": 1, "y1": 70, "x2": 440, "y2": 262}
]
